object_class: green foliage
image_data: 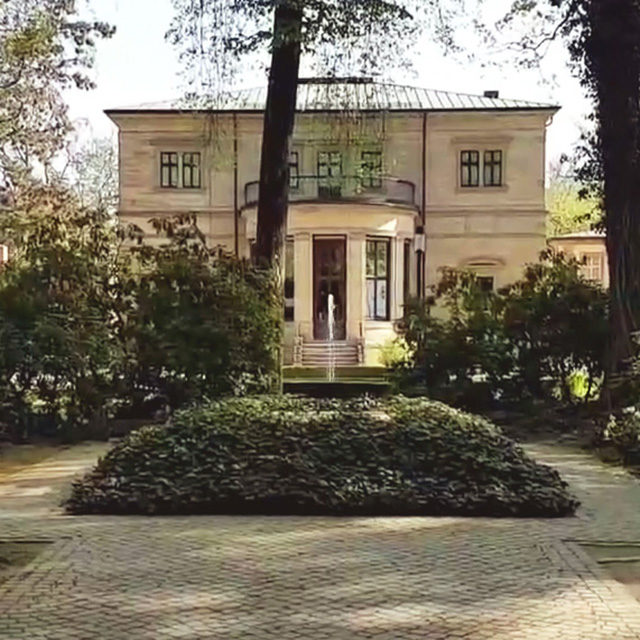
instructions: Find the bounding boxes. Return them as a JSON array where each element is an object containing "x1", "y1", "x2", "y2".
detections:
[
  {"x1": 0, "y1": 0, "x2": 114, "y2": 184},
  {"x1": 0, "y1": 198, "x2": 281, "y2": 441},
  {"x1": 379, "y1": 338, "x2": 411, "y2": 369},
  {"x1": 395, "y1": 250, "x2": 609, "y2": 408},
  {"x1": 167, "y1": 1, "x2": 462, "y2": 93},
  {"x1": 118, "y1": 215, "x2": 282, "y2": 408},
  {"x1": 0, "y1": 182, "x2": 121, "y2": 441},
  {"x1": 546, "y1": 173, "x2": 602, "y2": 237},
  {"x1": 599, "y1": 408, "x2": 640, "y2": 453},
  {"x1": 66, "y1": 395, "x2": 578, "y2": 517}
]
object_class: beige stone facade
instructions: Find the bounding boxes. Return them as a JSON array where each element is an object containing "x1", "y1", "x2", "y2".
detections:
[{"x1": 107, "y1": 80, "x2": 557, "y2": 366}]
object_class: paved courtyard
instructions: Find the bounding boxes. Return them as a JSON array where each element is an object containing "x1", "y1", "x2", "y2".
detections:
[{"x1": 2, "y1": 441, "x2": 640, "y2": 639}]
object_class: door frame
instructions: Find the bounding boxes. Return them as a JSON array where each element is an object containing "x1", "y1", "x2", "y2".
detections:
[{"x1": 312, "y1": 235, "x2": 347, "y2": 341}]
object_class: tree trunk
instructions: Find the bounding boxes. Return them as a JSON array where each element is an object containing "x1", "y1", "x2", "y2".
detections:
[
  {"x1": 254, "y1": 3, "x2": 303, "y2": 269},
  {"x1": 587, "y1": 0, "x2": 640, "y2": 406}
]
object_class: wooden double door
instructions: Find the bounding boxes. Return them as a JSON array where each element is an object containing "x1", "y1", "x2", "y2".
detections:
[{"x1": 313, "y1": 237, "x2": 346, "y2": 341}]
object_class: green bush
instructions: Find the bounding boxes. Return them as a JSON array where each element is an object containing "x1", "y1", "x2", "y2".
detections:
[
  {"x1": 0, "y1": 194, "x2": 281, "y2": 440},
  {"x1": 66, "y1": 395, "x2": 579, "y2": 517},
  {"x1": 395, "y1": 250, "x2": 608, "y2": 408},
  {"x1": 116, "y1": 215, "x2": 281, "y2": 408},
  {"x1": 0, "y1": 183, "x2": 122, "y2": 441}
]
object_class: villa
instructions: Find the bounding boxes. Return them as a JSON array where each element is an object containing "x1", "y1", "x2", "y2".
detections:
[{"x1": 107, "y1": 77, "x2": 558, "y2": 366}]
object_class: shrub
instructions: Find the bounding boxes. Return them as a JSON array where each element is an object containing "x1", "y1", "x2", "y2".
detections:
[
  {"x1": 0, "y1": 197, "x2": 281, "y2": 440},
  {"x1": 0, "y1": 183, "x2": 122, "y2": 441},
  {"x1": 66, "y1": 395, "x2": 579, "y2": 517},
  {"x1": 395, "y1": 250, "x2": 608, "y2": 408},
  {"x1": 117, "y1": 215, "x2": 281, "y2": 408}
]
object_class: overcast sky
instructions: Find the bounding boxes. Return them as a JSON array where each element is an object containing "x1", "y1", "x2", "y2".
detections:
[{"x1": 67, "y1": 0, "x2": 591, "y2": 165}]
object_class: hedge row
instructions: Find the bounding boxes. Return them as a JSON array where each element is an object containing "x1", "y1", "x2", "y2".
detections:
[{"x1": 66, "y1": 395, "x2": 579, "y2": 517}]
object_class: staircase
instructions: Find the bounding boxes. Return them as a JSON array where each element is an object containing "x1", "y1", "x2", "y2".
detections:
[{"x1": 301, "y1": 341, "x2": 359, "y2": 367}]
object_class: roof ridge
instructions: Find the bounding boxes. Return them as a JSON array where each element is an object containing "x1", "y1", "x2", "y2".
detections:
[
  {"x1": 106, "y1": 79, "x2": 559, "y2": 113},
  {"x1": 369, "y1": 80, "x2": 550, "y2": 106}
]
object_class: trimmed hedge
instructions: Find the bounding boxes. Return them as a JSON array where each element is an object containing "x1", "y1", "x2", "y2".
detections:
[{"x1": 66, "y1": 396, "x2": 579, "y2": 517}]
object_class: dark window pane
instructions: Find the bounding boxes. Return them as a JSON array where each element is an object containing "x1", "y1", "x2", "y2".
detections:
[
  {"x1": 361, "y1": 151, "x2": 382, "y2": 189},
  {"x1": 366, "y1": 242, "x2": 376, "y2": 277},
  {"x1": 366, "y1": 279, "x2": 376, "y2": 319},
  {"x1": 483, "y1": 149, "x2": 502, "y2": 186},
  {"x1": 161, "y1": 152, "x2": 179, "y2": 188},
  {"x1": 289, "y1": 151, "x2": 299, "y2": 190},
  {"x1": 366, "y1": 238, "x2": 391, "y2": 321},
  {"x1": 376, "y1": 280, "x2": 387, "y2": 318},
  {"x1": 460, "y1": 150, "x2": 479, "y2": 187},
  {"x1": 182, "y1": 152, "x2": 201, "y2": 189},
  {"x1": 477, "y1": 276, "x2": 494, "y2": 292},
  {"x1": 377, "y1": 242, "x2": 388, "y2": 277}
]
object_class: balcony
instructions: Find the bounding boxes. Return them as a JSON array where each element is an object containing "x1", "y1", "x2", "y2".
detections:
[{"x1": 243, "y1": 175, "x2": 417, "y2": 211}]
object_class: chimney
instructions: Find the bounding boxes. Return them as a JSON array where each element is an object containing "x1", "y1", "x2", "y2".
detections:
[{"x1": 484, "y1": 90, "x2": 499, "y2": 99}]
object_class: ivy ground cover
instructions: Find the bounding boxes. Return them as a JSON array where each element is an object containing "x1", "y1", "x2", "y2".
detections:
[{"x1": 66, "y1": 396, "x2": 579, "y2": 517}]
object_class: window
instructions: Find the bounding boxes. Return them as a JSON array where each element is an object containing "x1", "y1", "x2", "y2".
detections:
[
  {"x1": 161, "y1": 152, "x2": 202, "y2": 188},
  {"x1": 289, "y1": 151, "x2": 300, "y2": 190},
  {"x1": 160, "y1": 152, "x2": 179, "y2": 188},
  {"x1": 366, "y1": 238, "x2": 390, "y2": 321},
  {"x1": 284, "y1": 238, "x2": 295, "y2": 321},
  {"x1": 483, "y1": 150, "x2": 503, "y2": 186},
  {"x1": 477, "y1": 276, "x2": 494, "y2": 292},
  {"x1": 581, "y1": 252, "x2": 603, "y2": 282},
  {"x1": 318, "y1": 151, "x2": 342, "y2": 198},
  {"x1": 182, "y1": 152, "x2": 201, "y2": 189},
  {"x1": 403, "y1": 239, "x2": 412, "y2": 307},
  {"x1": 460, "y1": 150, "x2": 480, "y2": 187},
  {"x1": 361, "y1": 151, "x2": 383, "y2": 189}
]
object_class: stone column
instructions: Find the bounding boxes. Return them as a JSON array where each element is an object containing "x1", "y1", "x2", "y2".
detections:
[
  {"x1": 347, "y1": 232, "x2": 366, "y2": 342},
  {"x1": 294, "y1": 231, "x2": 313, "y2": 341},
  {"x1": 392, "y1": 236, "x2": 404, "y2": 320}
]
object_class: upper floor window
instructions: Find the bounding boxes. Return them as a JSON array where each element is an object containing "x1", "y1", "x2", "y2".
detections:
[
  {"x1": 161, "y1": 152, "x2": 179, "y2": 188},
  {"x1": 182, "y1": 152, "x2": 201, "y2": 189},
  {"x1": 460, "y1": 149, "x2": 504, "y2": 188},
  {"x1": 361, "y1": 151, "x2": 383, "y2": 189},
  {"x1": 460, "y1": 150, "x2": 480, "y2": 187},
  {"x1": 483, "y1": 150, "x2": 503, "y2": 186},
  {"x1": 289, "y1": 151, "x2": 300, "y2": 190},
  {"x1": 160, "y1": 151, "x2": 201, "y2": 189},
  {"x1": 366, "y1": 238, "x2": 390, "y2": 321},
  {"x1": 318, "y1": 151, "x2": 342, "y2": 199}
]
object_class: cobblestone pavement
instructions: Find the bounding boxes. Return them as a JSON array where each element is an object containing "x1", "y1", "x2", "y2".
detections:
[{"x1": 2, "y1": 441, "x2": 640, "y2": 639}]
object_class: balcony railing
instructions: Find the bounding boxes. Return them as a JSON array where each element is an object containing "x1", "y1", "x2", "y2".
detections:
[{"x1": 243, "y1": 175, "x2": 417, "y2": 210}]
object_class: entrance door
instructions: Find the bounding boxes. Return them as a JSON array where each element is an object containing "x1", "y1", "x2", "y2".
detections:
[{"x1": 313, "y1": 237, "x2": 346, "y2": 340}]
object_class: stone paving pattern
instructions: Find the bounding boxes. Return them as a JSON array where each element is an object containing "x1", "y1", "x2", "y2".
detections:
[{"x1": 1, "y1": 441, "x2": 640, "y2": 638}]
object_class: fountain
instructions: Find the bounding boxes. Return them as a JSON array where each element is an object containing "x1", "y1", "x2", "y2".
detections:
[{"x1": 327, "y1": 293, "x2": 336, "y2": 382}]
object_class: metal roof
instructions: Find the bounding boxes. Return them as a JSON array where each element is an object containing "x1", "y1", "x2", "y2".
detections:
[{"x1": 106, "y1": 78, "x2": 558, "y2": 115}]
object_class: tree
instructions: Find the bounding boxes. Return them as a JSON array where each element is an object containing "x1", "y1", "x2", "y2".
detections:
[
  {"x1": 167, "y1": 1, "x2": 462, "y2": 269},
  {"x1": 457, "y1": 0, "x2": 640, "y2": 404},
  {"x1": 546, "y1": 161, "x2": 601, "y2": 236},
  {"x1": 0, "y1": 0, "x2": 114, "y2": 190},
  {"x1": 581, "y1": 1, "x2": 640, "y2": 401},
  {"x1": 64, "y1": 136, "x2": 119, "y2": 215}
]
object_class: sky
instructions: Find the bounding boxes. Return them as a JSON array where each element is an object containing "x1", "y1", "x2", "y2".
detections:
[{"x1": 66, "y1": 0, "x2": 592, "y2": 165}]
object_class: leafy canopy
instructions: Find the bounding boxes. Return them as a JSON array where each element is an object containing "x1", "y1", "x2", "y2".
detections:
[
  {"x1": 0, "y1": 0, "x2": 113, "y2": 185},
  {"x1": 167, "y1": 0, "x2": 474, "y2": 95}
]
